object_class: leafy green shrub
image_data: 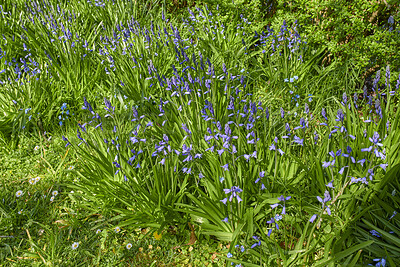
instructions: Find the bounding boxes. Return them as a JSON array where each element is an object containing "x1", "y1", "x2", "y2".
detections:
[{"x1": 269, "y1": 0, "x2": 400, "y2": 74}]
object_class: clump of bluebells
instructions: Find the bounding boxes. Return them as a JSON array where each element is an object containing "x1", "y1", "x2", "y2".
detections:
[
  {"x1": 64, "y1": 62, "x2": 398, "y2": 266},
  {"x1": 6, "y1": 1, "x2": 396, "y2": 265},
  {"x1": 58, "y1": 103, "x2": 71, "y2": 126}
]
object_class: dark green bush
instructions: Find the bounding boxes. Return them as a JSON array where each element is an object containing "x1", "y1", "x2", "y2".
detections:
[{"x1": 167, "y1": 0, "x2": 399, "y2": 79}]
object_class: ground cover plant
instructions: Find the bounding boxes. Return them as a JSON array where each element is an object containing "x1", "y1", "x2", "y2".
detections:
[{"x1": 1, "y1": 0, "x2": 400, "y2": 266}]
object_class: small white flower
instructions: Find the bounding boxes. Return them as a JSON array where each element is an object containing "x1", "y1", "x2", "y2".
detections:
[
  {"x1": 16, "y1": 190, "x2": 23, "y2": 198},
  {"x1": 70, "y1": 191, "x2": 74, "y2": 194},
  {"x1": 18, "y1": 209, "x2": 23, "y2": 214},
  {"x1": 68, "y1": 166, "x2": 75, "y2": 170},
  {"x1": 52, "y1": 190, "x2": 58, "y2": 196},
  {"x1": 29, "y1": 176, "x2": 40, "y2": 185},
  {"x1": 34, "y1": 145, "x2": 40, "y2": 151},
  {"x1": 114, "y1": 226, "x2": 121, "y2": 233},
  {"x1": 72, "y1": 242, "x2": 79, "y2": 250},
  {"x1": 195, "y1": 217, "x2": 204, "y2": 224},
  {"x1": 50, "y1": 196, "x2": 55, "y2": 202},
  {"x1": 126, "y1": 243, "x2": 132, "y2": 250},
  {"x1": 96, "y1": 229, "x2": 101, "y2": 234}
]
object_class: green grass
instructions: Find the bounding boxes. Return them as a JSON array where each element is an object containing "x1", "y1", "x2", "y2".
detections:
[{"x1": 0, "y1": 135, "x2": 231, "y2": 266}]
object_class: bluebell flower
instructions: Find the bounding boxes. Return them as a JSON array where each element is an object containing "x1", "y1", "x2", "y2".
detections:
[
  {"x1": 223, "y1": 186, "x2": 243, "y2": 203},
  {"x1": 321, "y1": 108, "x2": 328, "y2": 121},
  {"x1": 389, "y1": 211, "x2": 397, "y2": 220},
  {"x1": 372, "y1": 258, "x2": 386, "y2": 267},
  {"x1": 62, "y1": 136, "x2": 70, "y2": 147},
  {"x1": 250, "y1": 236, "x2": 261, "y2": 248},
  {"x1": 370, "y1": 230, "x2": 381, "y2": 238},
  {"x1": 326, "y1": 180, "x2": 334, "y2": 188},
  {"x1": 338, "y1": 166, "x2": 348, "y2": 175},
  {"x1": 271, "y1": 195, "x2": 291, "y2": 214},
  {"x1": 266, "y1": 217, "x2": 279, "y2": 236},
  {"x1": 221, "y1": 163, "x2": 229, "y2": 171},
  {"x1": 335, "y1": 109, "x2": 345, "y2": 123},
  {"x1": 293, "y1": 135, "x2": 304, "y2": 146},
  {"x1": 317, "y1": 191, "x2": 331, "y2": 215}
]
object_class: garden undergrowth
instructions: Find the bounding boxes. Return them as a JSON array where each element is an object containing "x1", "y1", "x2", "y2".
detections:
[{"x1": 1, "y1": 1, "x2": 399, "y2": 266}]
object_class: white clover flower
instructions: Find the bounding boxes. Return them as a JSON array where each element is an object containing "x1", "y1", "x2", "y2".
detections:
[
  {"x1": 29, "y1": 176, "x2": 41, "y2": 185},
  {"x1": 16, "y1": 190, "x2": 23, "y2": 198},
  {"x1": 126, "y1": 243, "x2": 132, "y2": 250},
  {"x1": 114, "y1": 226, "x2": 121, "y2": 233},
  {"x1": 52, "y1": 190, "x2": 58, "y2": 196},
  {"x1": 72, "y1": 242, "x2": 79, "y2": 250}
]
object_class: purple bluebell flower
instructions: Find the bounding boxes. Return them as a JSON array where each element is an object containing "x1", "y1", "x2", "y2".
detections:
[
  {"x1": 266, "y1": 216, "x2": 279, "y2": 236},
  {"x1": 223, "y1": 186, "x2": 243, "y2": 203},
  {"x1": 317, "y1": 191, "x2": 332, "y2": 215},
  {"x1": 82, "y1": 97, "x2": 94, "y2": 115},
  {"x1": 293, "y1": 135, "x2": 304, "y2": 146},
  {"x1": 370, "y1": 230, "x2": 381, "y2": 238},
  {"x1": 335, "y1": 109, "x2": 345, "y2": 123},
  {"x1": 372, "y1": 258, "x2": 386, "y2": 267},
  {"x1": 321, "y1": 108, "x2": 327, "y2": 121},
  {"x1": 342, "y1": 92, "x2": 347, "y2": 106},
  {"x1": 370, "y1": 132, "x2": 383, "y2": 147},
  {"x1": 181, "y1": 123, "x2": 191, "y2": 134},
  {"x1": 62, "y1": 136, "x2": 71, "y2": 147},
  {"x1": 358, "y1": 158, "x2": 367, "y2": 167},
  {"x1": 221, "y1": 163, "x2": 229, "y2": 171},
  {"x1": 250, "y1": 236, "x2": 261, "y2": 248},
  {"x1": 271, "y1": 195, "x2": 291, "y2": 214},
  {"x1": 338, "y1": 166, "x2": 348, "y2": 175},
  {"x1": 326, "y1": 180, "x2": 334, "y2": 188}
]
